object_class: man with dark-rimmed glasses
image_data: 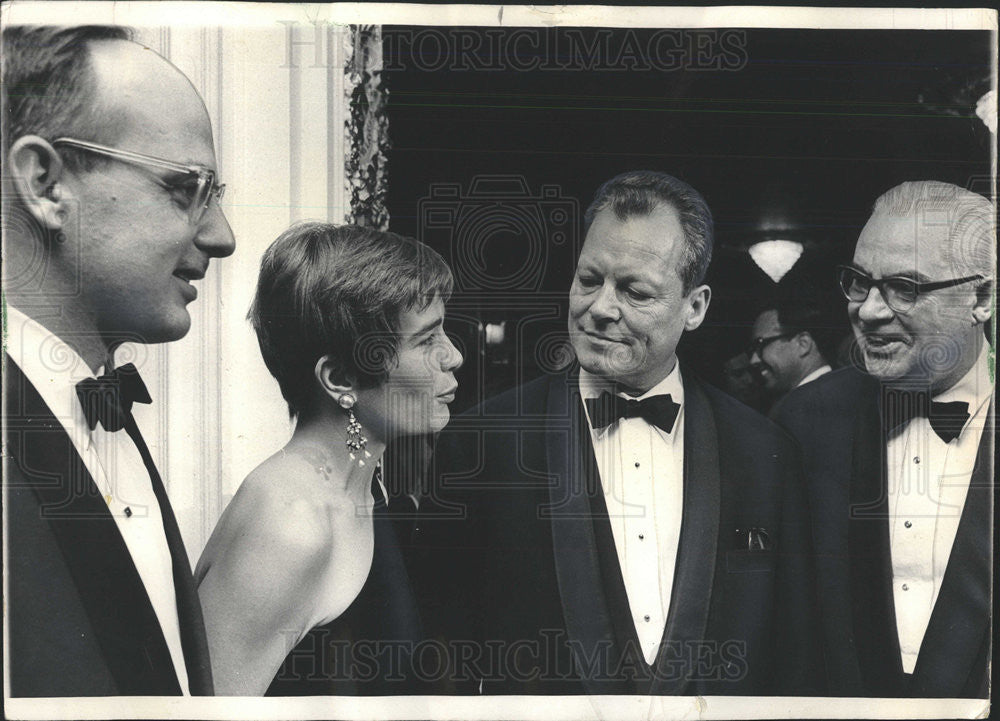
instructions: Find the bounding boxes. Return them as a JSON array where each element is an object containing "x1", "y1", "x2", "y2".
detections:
[
  {"x1": 2, "y1": 25, "x2": 235, "y2": 696},
  {"x1": 773, "y1": 180, "x2": 995, "y2": 697},
  {"x1": 747, "y1": 298, "x2": 834, "y2": 408}
]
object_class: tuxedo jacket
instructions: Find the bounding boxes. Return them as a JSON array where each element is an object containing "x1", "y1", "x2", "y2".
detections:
[
  {"x1": 413, "y1": 368, "x2": 820, "y2": 695},
  {"x1": 771, "y1": 366, "x2": 993, "y2": 698},
  {"x1": 3, "y1": 357, "x2": 212, "y2": 696}
]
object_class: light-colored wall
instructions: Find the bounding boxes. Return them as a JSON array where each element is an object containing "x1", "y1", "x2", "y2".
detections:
[{"x1": 127, "y1": 23, "x2": 354, "y2": 562}]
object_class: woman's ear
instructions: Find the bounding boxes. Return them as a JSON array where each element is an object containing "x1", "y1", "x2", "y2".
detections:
[
  {"x1": 8, "y1": 135, "x2": 69, "y2": 232},
  {"x1": 314, "y1": 355, "x2": 357, "y2": 404}
]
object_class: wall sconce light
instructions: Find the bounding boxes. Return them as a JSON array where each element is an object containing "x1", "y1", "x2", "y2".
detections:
[
  {"x1": 485, "y1": 321, "x2": 507, "y2": 346},
  {"x1": 748, "y1": 239, "x2": 804, "y2": 283}
]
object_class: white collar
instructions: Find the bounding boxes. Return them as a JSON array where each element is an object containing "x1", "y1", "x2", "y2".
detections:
[
  {"x1": 934, "y1": 344, "x2": 993, "y2": 411},
  {"x1": 796, "y1": 364, "x2": 832, "y2": 388},
  {"x1": 579, "y1": 360, "x2": 685, "y2": 406},
  {"x1": 4, "y1": 303, "x2": 99, "y2": 440}
]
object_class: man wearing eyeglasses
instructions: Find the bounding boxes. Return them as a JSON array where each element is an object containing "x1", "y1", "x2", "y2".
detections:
[
  {"x1": 772, "y1": 180, "x2": 994, "y2": 697},
  {"x1": 747, "y1": 299, "x2": 833, "y2": 407},
  {"x1": 2, "y1": 25, "x2": 235, "y2": 696}
]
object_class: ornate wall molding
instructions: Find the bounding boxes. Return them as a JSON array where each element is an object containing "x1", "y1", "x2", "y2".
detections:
[
  {"x1": 129, "y1": 24, "x2": 382, "y2": 559},
  {"x1": 345, "y1": 25, "x2": 391, "y2": 230}
]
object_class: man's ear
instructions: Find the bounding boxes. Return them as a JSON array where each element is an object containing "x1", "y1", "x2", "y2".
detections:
[
  {"x1": 7, "y1": 135, "x2": 69, "y2": 231},
  {"x1": 794, "y1": 331, "x2": 814, "y2": 357},
  {"x1": 683, "y1": 284, "x2": 712, "y2": 332},
  {"x1": 314, "y1": 355, "x2": 357, "y2": 404},
  {"x1": 971, "y1": 280, "x2": 993, "y2": 325}
]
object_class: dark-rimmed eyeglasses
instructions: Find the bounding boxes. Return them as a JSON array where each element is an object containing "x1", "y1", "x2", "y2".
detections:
[
  {"x1": 746, "y1": 332, "x2": 797, "y2": 358},
  {"x1": 836, "y1": 265, "x2": 983, "y2": 314},
  {"x1": 52, "y1": 137, "x2": 226, "y2": 225}
]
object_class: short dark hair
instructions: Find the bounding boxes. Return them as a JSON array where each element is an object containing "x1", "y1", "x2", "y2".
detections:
[
  {"x1": 2, "y1": 25, "x2": 133, "y2": 169},
  {"x1": 583, "y1": 170, "x2": 714, "y2": 293},
  {"x1": 248, "y1": 223, "x2": 455, "y2": 418},
  {"x1": 766, "y1": 298, "x2": 835, "y2": 363}
]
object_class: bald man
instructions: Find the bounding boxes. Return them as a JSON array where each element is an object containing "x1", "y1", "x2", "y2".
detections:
[
  {"x1": 3, "y1": 25, "x2": 235, "y2": 696},
  {"x1": 773, "y1": 181, "x2": 994, "y2": 697}
]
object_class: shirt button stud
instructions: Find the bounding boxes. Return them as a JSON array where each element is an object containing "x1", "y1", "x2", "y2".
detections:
[
  {"x1": 644, "y1": 615, "x2": 650, "y2": 622},
  {"x1": 904, "y1": 520, "x2": 912, "y2": 528},
  {"x1": 638, "y1": 534, "x2": 644, "y2": 540},
  {"x1": 634, "y1": 462, "x2": 641, "y2": 468},
  {"x1": 913, "y1": 457, "x2": 920, "y2": 464},
  {"x1": 902, "y1": 584, "x2": 909, "y2": 591}
]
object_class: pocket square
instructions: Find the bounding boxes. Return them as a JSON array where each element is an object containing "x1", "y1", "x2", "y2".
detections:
[{"x1": 734, "y1": 526, "x2": 773, "y2": 552}]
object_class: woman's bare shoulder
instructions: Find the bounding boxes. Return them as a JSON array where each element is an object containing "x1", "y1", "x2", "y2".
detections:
[
  {"x1": 200, "y1": 452, "x2": 341, "y2": 578},
  {"x1": 196, "y1": 449, "x2": 374, "y2": 634}
]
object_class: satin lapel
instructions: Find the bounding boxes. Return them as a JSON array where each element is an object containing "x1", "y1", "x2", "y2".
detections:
[
  {"x1": 911, "y1": 403, "x2": 993, "y2": 697},
  {"x1": 545, "y1": 373, "x2": 632, "y2": 694},
  {"x1": 4, "y1": 356, "x2": 181, "y2": 694},
  {"x1": 847, "y1": 386, "x2": 904, "y2": 695},
  {"x1": 587, "y1": 479, "x2": 647, "y2": 688},
  {"x1": 648, "y1": 373, "x2": 720, "y2": 695}
]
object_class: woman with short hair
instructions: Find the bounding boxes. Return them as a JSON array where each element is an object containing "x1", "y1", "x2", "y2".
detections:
[{"x1": 195, "y1": 222, "x2": 462, "y2": 695}]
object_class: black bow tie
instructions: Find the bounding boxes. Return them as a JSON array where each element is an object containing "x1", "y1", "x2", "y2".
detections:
[
  {"x1": 75, "y1": 363, "x2": 152, "y2": 432},
  {"x1": 883, "y1": 389, "x2": 970, "y2": 444},
  {"x1": 584, "y1": 391, "x2": 680, "y2": 433}
]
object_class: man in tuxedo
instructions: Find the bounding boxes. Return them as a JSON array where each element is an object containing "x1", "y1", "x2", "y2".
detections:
[
  {"x1": 748, "y1": 299, "x2": 833, "y2": 407},
  {"x1": 772, "y1": 181, "x2": 994, "y2": 697},
  {"x1": 416, "y1": 171, "x2": 818, "y2": 695},
  {"x1": 2, "y1": 25, "x2": 235, "y2": 695}
]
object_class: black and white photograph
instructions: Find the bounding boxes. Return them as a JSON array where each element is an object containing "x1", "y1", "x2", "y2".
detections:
[{"x1": 1, "y1": 3, "x2": 996, "y2": 719}]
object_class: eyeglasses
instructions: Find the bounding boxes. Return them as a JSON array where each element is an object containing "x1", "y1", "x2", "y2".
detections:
[
  {"x1": 746, "y1": 332, "x2": 796, "y2": 358},
  {"x1": 52, "y1": 137, "x2": 226, "y2": 225},
  {"x1": 836, "y1": 265, "x2": 983, "y2": 313}
]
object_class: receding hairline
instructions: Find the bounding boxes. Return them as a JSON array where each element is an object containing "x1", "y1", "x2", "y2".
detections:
[
  {"x1": 84, "y1": 38, "x2": 212, "y2": 147},
  {"x1": 858, "y1": 203, "x2": 996, "y2": 281},
  {"x1": 585, "y1": 198, "x2": 686, "y2": 240},
  {"x1": 871, "y1": 180, "x2": 991, "y2": 212},
  {"x1": 582, "y1": 201, "x2": 688, "y2": 260}
]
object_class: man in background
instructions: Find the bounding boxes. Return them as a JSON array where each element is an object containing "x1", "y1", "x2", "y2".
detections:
[
  {"x1": 748, "y1": 299, "x2": 833, "y2": 408},
  {"x1": 721, "y1": 350, "x2": 766, "y2": 412},
  {"x1": 3, "y1": 25, "x2": 235, "y2": 695}
]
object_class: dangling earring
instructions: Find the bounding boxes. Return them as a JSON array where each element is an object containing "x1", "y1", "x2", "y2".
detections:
[{"x1": 339, "y1": 393, "x2": 372, "y2": 466}]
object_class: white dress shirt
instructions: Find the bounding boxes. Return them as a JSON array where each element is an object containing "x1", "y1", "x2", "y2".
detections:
[
  {"x1": 887, "y1": 344, "x2": 993, "y2": 673},
  {"x1": 796, "y1": 364, "x2": 832, "y2": 388},
  {"x1": 579, "y1": 364, "x2": 685, "y2": 665},
  {"x1": 5, "y1": 304, "x2": 191, "y2": 694}
]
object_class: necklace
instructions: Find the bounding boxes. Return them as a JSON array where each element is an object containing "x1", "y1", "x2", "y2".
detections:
[{"x1": 279, "y1": 446, "x2": 382, "y2": 486}]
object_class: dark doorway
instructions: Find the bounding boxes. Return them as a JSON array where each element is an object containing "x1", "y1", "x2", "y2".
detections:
[{"x1": 384, "y1": 26, "x2": 992, "y2": 407}]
